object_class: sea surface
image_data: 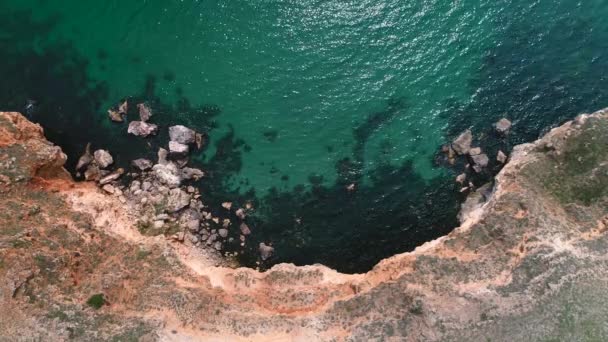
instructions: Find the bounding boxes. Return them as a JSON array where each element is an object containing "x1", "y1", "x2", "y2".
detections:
[{"x1": 1, "y1": 0, "x2": 608, "y2": 272}]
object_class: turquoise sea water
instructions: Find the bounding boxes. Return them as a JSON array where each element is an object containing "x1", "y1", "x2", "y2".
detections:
[{"x1": 1, "y1": 0, "x2": 608, "y2": 272}]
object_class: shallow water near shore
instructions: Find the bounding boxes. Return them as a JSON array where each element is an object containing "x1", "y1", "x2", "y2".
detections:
[{"x1": 1, "y1": 0, "x2": 608, "y2": 272}]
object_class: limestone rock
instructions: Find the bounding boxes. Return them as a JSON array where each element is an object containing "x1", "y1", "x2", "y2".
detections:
[
  {"x1": 494, "y1": 118, "x2": 512, "y2": 134},
  {"x1": 108, "y1": 109, "x2": 124, "y2": 122},
  {"x1": 131, "y1": 158, "x2": 153, "y2": 171},
  {"x1": 167, "y1": 188, "x2": 190, "y2": 212},
  {"x1": 93, "y1": 149, "x2": 113, "y2": 169},
  {"x1": 240, "y1": 223, "x2": 251, "y2": 235},
  {"x1": 169, "y1": 141, "x2": 189, "y2": 155},
  {"x1": 157, "y1": 148, "x2": 169, "y2": 165},
  {"x1": 99, "y1": 168, "x2": 124, "y2": 185},
  {"x1": 128, "y1": 121, "x2": 158, "y2": 137},
  {"x1": 169, "y1": 125, "x2": 196, "y2": 144},
  {"x1": 180, "y1": 167, "x2": 204, "y2": 181},
  {"x1": 451, "y1": 130, "x2": 472, "y2": 155},
  {"x1": 497, "y1": 150, "x2": 507, "y2": 163},
  {"x1": 469, "y1": 147, "x2": 482, "y2": 156},
  {"x1": 152, "y1": 163, "x2": 181, "y2": 188},
  {"x1": 76, "y1": 143, "x2": 93, "y2": 171},
  {"x1": 471, "y1": 153, "x2": 489, "y2": 173},
  {"x1": 137, "y1": 103, "x2": 152, "y2": 122},
  {"x1": 259, "y1": 243, "x2": 274, "y2": 261}
]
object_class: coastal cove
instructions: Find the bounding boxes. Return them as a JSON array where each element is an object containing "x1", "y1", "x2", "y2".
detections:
[{"x1": 2, "y1": 0, "x2": 608, "y2": 272}]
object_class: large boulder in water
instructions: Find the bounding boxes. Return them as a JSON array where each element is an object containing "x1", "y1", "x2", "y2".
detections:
[
  {"x1": 128, "y1": 121, "x2": 158, "y2": 137},
  {"x1": 451, "y1": 130, "x2": 473, "y2": 155},
  {"x1": 169, "y1": 125, "x2": 196, "y2": 144},
  {"x1": 169, "y1": 141, "x2": 189, "y2": 155},
  {"x1": 93, "y1": 149, "x2": 113, "y2": 169}
]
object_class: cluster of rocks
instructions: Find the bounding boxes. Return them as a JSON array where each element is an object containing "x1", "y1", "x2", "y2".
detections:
[
  {"x1": 78, "y1": 104, "x2": 274, "y2": 261},
  {"x1": 442, "y1": 118, "x2": 512, "y2": 193}
]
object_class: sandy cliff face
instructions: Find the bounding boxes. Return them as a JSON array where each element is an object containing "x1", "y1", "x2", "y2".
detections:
[{"x1": 0, "y1": 110, "x2": 607, "y2": 341}]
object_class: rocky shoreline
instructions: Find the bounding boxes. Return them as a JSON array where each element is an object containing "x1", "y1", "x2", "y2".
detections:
[
  {"x1": 79, "y1": 100, "x2": 271, "y2": 264},
  {"x1": 1, "y1": 109, "x2": 607, "y2": 340}
]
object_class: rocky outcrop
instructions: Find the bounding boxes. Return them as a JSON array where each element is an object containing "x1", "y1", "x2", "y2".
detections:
[{"x1": 1, "y1": 110, "x2": 608, "y2": 341}]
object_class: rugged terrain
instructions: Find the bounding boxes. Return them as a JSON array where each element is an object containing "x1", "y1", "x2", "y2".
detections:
[{"x1": 0, "y1": 109, "x2": 607, "y2": 341}]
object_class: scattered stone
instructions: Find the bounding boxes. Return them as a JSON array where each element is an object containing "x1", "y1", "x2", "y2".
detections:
[
  {"x1": 218, "y1": 229, "x2": 228, "y2": 238},
  {"x1": 451, "y1": 130, "x2": 473, "y2": 155},
  {"x1": 155, "y1": 214, "x2": 169, "y2": 221},
  {"x1": 172, "y1": 232, "x2": 185, "y2": 242},
  {"x1": 131, "y1": 158, "x2": 153, "y2": 171},
  {"x1": 214, "y1": 241, "x2": 223, "y2": 251},
  {"x1": 128, "y1": 121, "x2": 158, "y2": 137},
  {"x1": 167, "y1": 188, "x2": 190, "y2": 212},
  {"x1": 186, "y1": 219, "x2": 200, "y2": 232},
  {"x1": 157, "y1": 148, "x2": 169, "y2": 165},
  {"x1": 245, "y1": 202, "x2": 253, "y2": 210},
  {"x1": 195, "y1": 133, "x2": 205, "y2": 149},
  {"x1": 169, "y1": 125, "x2": 196, "y2": 144},
  {"x1": 76, "y1": 143, "x2": 93, "y2": 171},
  {"x1": 190, "y1": 235, "x2": 199, "y2": 244},
  {"x1": 469, "y1": 147, "x2": 482, "y2": 156},
  {"x1": 118, "y1": 99, "x2": 128, "y2": 115},
  {"x1": 456, "y1": 173, "x2": 466, "y2": 184},
  {"x1": 99, "y1": 168, "x2": 124, "y2": 185},
  {"x1": 169, "y1": 141, "x2": 189, "y2": 155},
  {"x1": 108, "y1": 109, "x2": 124, "y2": 122},
  {"x1": 152, "y1": 163, "x2": 181, "y2": 188},
  {"x1": 153, "y1": 220, "x2": 164, "y2": 229},
  {"x1": 235, "y1": 208, "x2": 246, "y2": 220},
  {"x1": 497, "y1": 150, "x2": 508, "y2": 164},
  {"x1": 174, "y1": 157, "x2": 189, "y2": 168},
  {"x1": 118, "y1": 196, "x2": 127, "y2": 204},
  {"x1": 471, "y1": 153, "x2": 489, "y2": 173},
  {"x1": 222, "y1": 219, "x2": 231, "y2": 228},
  {"x1": 180, "y1": 167, "x2": 204, "y2": 181},
  {"x1": 259, "y1": 243, "x2": 274, "y2": 261},
  {"x1": 94, "y1": 149, "x2": 114, "y2": 169},
  {"x1": 222, "y1": 202, "x2": 232, "y2": 210},
  {"x1": 137, "y1": 103, "x2": 152, "y2": 122},
  {"x1": 240, "y1": 223, "x2": 251, "y2": 235},
  {"x1": 102, "y1": 184, "x2": 115, "y2": 194},
  {"x1": 494, "y1": 118, "x2": 512, "y2": 135},
  {"x1": 84, "y1": 164, "x2": 101, "y2": 181},
  {"x1": 142, "y1": 181, "x2": 152, "y2": 191}
]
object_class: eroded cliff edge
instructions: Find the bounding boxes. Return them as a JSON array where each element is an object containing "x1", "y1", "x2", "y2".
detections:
[{"x1": 0, "y1": 109, "x2": 607, "y2": 341}]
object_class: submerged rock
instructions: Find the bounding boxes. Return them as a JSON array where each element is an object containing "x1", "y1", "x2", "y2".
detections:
[
  {"x1": 108, "y1": 109, "x2": 124, "y2": 122},
  {"x1": 131, "y1": 158, "x2": 153, "y2": 171},
  {"x1": 180, "y1": 167, "x2": 204, "y2": 181},
  {"x1": 93, "y1": 149, "x2": 114, "y2": 169},
  {"x1": 259, "y1": 243, "x2": 274, "y2": 261},
  {"x1": 469, "y1": 147, "x2": 482, "y2": 156},
  {"x1": 240, "y1": 223, "x2": 251, "y2": 235},
  {"x1": 137, "y1": 103, "x2": 152, "y2": 122},
  {"x1": 497, "y1": 150, "x2": 508, "y2": 163},
  {"x1": 169, "y1": 125, "x2": 196, "y2": 144},
  {"x1": 118, "y1": 99, "x2": 128, "y2": 115},
  {"x1": 76, "y1": 143, "x2": 93, "y2": 171},
  {"x1": 471, "y1": 153, "x2": 489, "y2": 173},
  {"x1": 128, "y1": 121, "x2": 158, "y2": 137},
  {"x1": 494, "y1": 118, "x2": 512, "y2": 135},
  {"x1": 451, "y1": 130, "x2": 473, "y2": 155}
]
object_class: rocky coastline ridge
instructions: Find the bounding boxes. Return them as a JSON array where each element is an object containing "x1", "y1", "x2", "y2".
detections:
[{"x1": 0, "y1": 108, "x2": 607, "y2": 341}]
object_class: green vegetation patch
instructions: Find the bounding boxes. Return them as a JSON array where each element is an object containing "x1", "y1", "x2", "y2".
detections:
[{"x1": 86, "y1": 293, "x2": 106, "y2": 309}]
